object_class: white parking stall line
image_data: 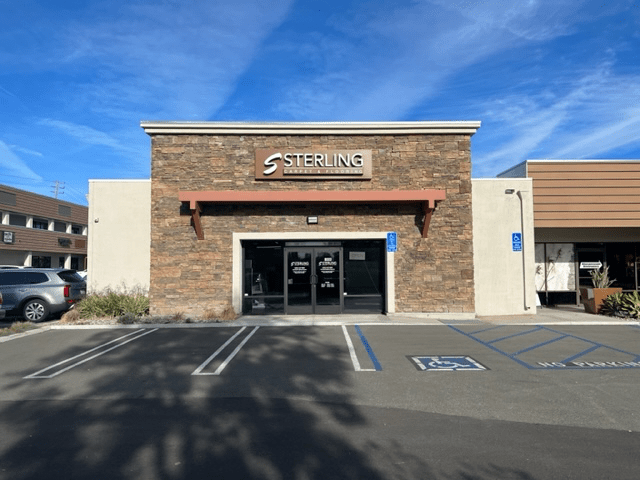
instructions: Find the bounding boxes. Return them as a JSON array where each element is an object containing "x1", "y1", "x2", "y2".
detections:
[
  {"x1": 342, "y1": 325, "x2": 376, "y2": 372},
  {"x1": 24, "y1": 328, "x2": 158, "y2": 379},
  {"x1": 192, "y1": 326, "x2": 259, "y2": 376}
]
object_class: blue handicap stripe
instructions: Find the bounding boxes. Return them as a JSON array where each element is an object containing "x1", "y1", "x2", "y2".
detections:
[{"x1": 354, "y1": 325, "x2": 382, "y2": 371}]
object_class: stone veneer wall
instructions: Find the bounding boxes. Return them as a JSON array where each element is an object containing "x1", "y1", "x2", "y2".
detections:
[{"x1": 150, "y1": 133, "x2": 474, "y2": 316}]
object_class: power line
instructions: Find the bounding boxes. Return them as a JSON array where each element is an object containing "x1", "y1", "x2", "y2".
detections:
[{"x1": 51, "y1": 180, "x2": 65, "y2": 199}]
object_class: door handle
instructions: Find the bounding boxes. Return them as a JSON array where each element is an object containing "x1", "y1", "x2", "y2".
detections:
[{"x1": 311, "y1": 275, "x2": 318, "y2": 285}]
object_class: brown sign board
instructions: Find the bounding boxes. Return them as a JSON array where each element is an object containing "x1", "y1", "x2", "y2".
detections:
[{"x1": 255, "y1": 149, "x2": 372, "y2": 180}]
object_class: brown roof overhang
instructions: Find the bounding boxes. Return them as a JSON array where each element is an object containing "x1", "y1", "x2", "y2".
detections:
[{"x1": 178, "y1": 189, "x2": 446, "y2": 240}]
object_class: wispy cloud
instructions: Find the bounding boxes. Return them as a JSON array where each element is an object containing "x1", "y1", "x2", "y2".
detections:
[
  {"x1": 58, "y1": 0, "x2": 295, "y2": 120},
  {"x1": 37, "y1": 119, "x2": 137, "y2": 154},
  {"x1": 0, "y1": 141, "x2": 43, "y2": 181},
  {"x1": 475, "y1": 63, "x2": 640, "y2": 174},
  {"x1": 271, "y1": 0, "x2": 615, "y2": 120}
]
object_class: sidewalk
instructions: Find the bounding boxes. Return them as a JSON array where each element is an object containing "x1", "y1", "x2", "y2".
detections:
[{"x1": 476, "y1": 305, "x2": 639, "y2": 325}]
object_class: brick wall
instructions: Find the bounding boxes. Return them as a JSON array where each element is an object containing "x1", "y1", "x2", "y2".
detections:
[{"x1": 150, "y1": 133, "x2": 474, "y2": 316}]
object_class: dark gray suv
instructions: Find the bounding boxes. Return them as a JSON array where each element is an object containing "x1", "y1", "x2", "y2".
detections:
[{"x1": 0, "y1": 269, "x2": 86, "y2": 322}]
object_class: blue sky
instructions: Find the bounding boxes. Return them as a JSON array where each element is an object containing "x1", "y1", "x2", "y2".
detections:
[{"x1": 1, "y1": 0, "x2": 639, "y2": 205}]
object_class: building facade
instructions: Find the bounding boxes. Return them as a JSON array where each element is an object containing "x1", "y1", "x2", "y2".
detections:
[
  {"x1": 141, "y1": 121, "x2": 481, "y2": 317},
  {"x1": 87, "y1": 180, "x2": 151, "y2": 292},
  {"x1": 499, "y1": 160, "x2": 640, "y2": 305},
  {"x1": 0, "y1": 184, "x2": 88, "y2": 269},
  {"x1": 88, "y1": 121, "x2": 538, "y2": 318}
]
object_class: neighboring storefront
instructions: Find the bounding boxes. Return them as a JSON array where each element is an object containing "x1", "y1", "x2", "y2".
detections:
[
  {"x1": 499, "y1": 160, "x2": 640, "y2": 305},
  {"x1": 140, "y1": 121, "x2": 481, "y2": 317}
]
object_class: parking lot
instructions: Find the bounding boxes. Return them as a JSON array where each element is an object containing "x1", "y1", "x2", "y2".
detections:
[
  {"x1": 1, "y1": 322, "x2": 640, "y2": 479},
  {"x1": 0, "y1": 322, "x2": 639, "y2": 423}
]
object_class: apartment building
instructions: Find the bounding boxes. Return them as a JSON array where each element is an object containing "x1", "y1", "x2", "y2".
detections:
[{"x1": 0, "y1": 184, "x2": 88, "y2": 269}]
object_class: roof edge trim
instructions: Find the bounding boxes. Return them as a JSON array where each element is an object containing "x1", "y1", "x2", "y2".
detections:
[{"x1": 140, "y1": 121, "x2": 481, "y2": 136}]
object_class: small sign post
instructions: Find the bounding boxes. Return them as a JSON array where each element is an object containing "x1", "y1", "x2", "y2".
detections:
[
  {"x1": 512, "y1": 232, "x2": 522, "y2": 252},
  {"x1": 387, "y1": 232, "x2": 397, "y2": 252}
]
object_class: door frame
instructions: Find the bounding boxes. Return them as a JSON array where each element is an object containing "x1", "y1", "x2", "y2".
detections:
[
  {"x1": 284, "y1": 245, "x2": 343, "y2": 315},
  {"x1": 232, "y1": 232, "x2": 395, "y2": 315}
]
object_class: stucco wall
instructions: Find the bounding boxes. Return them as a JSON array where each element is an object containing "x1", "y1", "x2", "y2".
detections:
[
  {"x1": 149, "y1": 133, "x2": 475, "y2": 317},
  {"x1": 87, "y1": 180, "x2": 151, "y2": 293},
  {"x1": 472, "y1": 178, "x2": 536, "y2": 316}
]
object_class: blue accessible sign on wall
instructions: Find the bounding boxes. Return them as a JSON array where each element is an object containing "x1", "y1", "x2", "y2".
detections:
[
  {"x1": 512, "y1": 232, "x2": 522, "y2": 252},
  {"x1": 387, "y1": 232, "x2": 397, "y2": 252}
]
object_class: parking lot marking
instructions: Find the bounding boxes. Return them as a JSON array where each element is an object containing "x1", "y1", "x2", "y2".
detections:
[
  {"x1": 449, "y1": 324, "x2": 640, "y2": 369},
  {"x1": 354, "y1": 325, "x2": 382, "y2": 371},
  {"x1": 409, "y1": 355, "x2": 488, "y2": 372},
  {"x1": 341, "y1": 325, "x2": 375, "y2": 372},
  {"x1": 24, "y1": 328, "x2": 158, "y2": 379},
  {"x1": 487, "y1": 326, "x2": 543, "y2": 345},
  {"x1": 191, "y1": 326, "x2": 259, "y2": 376}
]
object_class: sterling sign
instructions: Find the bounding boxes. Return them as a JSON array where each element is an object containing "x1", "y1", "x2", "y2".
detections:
[{"x1": 255, "y1": 149, "x2": 372, "y2": 180}]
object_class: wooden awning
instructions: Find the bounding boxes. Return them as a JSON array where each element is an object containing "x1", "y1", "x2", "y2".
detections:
[{"x1": 178, "y1": 189, "x2": 446, "y2": 240}]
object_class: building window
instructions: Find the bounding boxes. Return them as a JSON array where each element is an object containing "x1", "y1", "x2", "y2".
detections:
[
  {"x1": 70, "y1": 257, "x2": 80, "y2": 270},
  {"x1": 9, "y1": 214, "x2": 26, "y2": 227},
  {"x1": 33, "y1": 218, "x2": 49, "y2": 230},
  {"x1": 59, "y1": 256, "x2": 65, "y2": 268},
  {"x1": 54, "y1": 221, "x2": 67, "y2": 232},
  {"x1": 32, "y1": 256, "x2": 52, "y2": 268},
  {"x1": 71, "y1": 224, "x2": 83, "y2": 235}
]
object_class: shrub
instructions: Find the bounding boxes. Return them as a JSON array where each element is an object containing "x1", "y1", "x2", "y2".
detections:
[
  {"x1": 600, "y1": 291, "x2": 640, "y2": 319},
  {"x1": 621, "y1": 291, "x2": 640, "y2": 319},
  {"x1": 590, "y1": 265, "x2": 615, "y2": 288},
  {"x1": 599, "y1": 292, "x2": 626, "y2": 317},
  {"x1": 76, "y1": 286, "x2": 149, "y2": 318}
]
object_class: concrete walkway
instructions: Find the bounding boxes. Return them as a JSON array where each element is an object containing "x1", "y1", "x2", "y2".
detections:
[
  {"x1": 477, "y1": 305, "x2": 638, "y2": 325},
  {"x1": 229, "y1": 305, "x2": 638, "y2": 326}
]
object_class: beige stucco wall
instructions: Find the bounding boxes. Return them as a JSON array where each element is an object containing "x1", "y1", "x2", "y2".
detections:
[
  {"x1": 472, "y1": 178, "x2": 536, "y2": 316},
  {"x1": 87, "y1": 180, "x2": 151, "y2": 293}
]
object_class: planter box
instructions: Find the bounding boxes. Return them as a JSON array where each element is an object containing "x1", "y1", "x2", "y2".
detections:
[{"x1": 580, "y1": 287, "x2": 623, "y2": 314}]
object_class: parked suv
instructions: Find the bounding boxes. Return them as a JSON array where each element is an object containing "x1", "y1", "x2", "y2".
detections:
[
  {"x1": 0, "y1": 269, "x2": 86, "y2": 322},
  {"x1": 0, "y1": 291, "x2": 5, "y2": 320}
]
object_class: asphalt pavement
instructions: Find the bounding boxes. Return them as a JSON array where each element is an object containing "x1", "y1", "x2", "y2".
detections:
[{"x1": 1, "y1": 308, "x2": 639, "y2": 479}]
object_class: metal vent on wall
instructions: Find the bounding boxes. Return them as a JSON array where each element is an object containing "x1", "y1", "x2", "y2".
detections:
[
  {"x1": 0, "y1": 191, "x2": 17, "y2": 206},
  {"x1": 58, "y1": 205, "x2": 72, "y2": 217}
]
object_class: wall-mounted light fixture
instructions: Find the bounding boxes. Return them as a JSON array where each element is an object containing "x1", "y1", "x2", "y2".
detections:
[
  {"x1": 505, "y1": 189, "x2": 516, "y2": 194},
  {"x1": 307, "y1": 216, "x2": 318, "y2": 224}
]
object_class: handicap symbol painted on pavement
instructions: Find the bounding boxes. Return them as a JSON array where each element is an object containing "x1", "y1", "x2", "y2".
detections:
[{"x1": 408, "y1": 355, "x2": 488, "y2": 371}]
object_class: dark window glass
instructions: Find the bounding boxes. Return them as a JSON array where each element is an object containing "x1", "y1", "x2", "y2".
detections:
[
  {"x1": 243, "y1": 242, "x2": 284, "y2": 315},
  {"x1": 9, "y1": 214, "x2": 26, "y2": 227},
  {"x1": 57, "y1": 270, "x2": 83, "y2": 283},
  {"x1": 343, "y1": 241, "x2": 385, "y2": 313},
  {"x1": 33, "y1": 218, "x2": 49, "y2": 230},
  {"x1": 71, "y1": 224, "x2": 83, "y2": 235},
  {"x1": 0, "y1": 271, "x2": 48, "y2": 285},
  {"x1": 59, "y1": 256, "x2": 65, "y2": 268},
  {"x1": 70, "y1": 257, "x2": 79, "y2": 270},
  {"x1": 54, "y1": 221, "x2": 66, "y2": 232},
  {"x1": 32, "y1": 256, "x2": 51, "y2": 268}
]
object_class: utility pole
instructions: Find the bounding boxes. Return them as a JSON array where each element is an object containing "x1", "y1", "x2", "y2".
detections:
[{"x1": 51, "y1": 181, "x2": 65, "y2": 199}]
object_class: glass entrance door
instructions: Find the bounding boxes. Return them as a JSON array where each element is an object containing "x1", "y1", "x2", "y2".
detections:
[{"x1": 285, "y1": 247, "x2": 342, "y2": 314}]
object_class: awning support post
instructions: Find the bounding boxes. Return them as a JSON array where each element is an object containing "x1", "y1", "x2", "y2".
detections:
[{"x1": 191, "y1": 202, "x2": 204, "y2": 240}]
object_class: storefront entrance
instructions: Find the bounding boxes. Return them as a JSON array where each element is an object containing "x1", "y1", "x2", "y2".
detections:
[
  {"x1": 286, "y1": 245, "x2": 342, "y2": 314},
  {"x1": 242, "y1": 240, "x2": 385, "y2": 315}
]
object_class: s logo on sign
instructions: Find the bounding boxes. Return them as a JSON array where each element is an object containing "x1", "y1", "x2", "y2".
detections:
[{"x1": 263, "y1": 152, "x2": 281, "y2": 175}]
